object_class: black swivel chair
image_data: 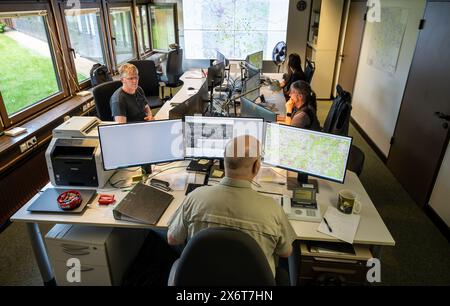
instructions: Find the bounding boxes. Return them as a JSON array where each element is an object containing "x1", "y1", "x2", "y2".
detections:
[
  {"x1": 347, "y1": 145, "x2": 365, "y2": 176},
  {"x1": 128, "y1": 60, "x2": 164, "y2": 109},
  {"x1": 168, "y1": 227, "x2": 276, "y2": 286},
  {"x1": 304, "y1": 58, "x2": 316, "y2": 84},
  {"x1": 322, "y1": 84, "x2": 352, "y2": 136},
  {"x1": 92, "y1": 80, "x2": 122, "y2": 121},
  {"x1": 160, "y1": 48, "x2": 184, "y2": 99}
]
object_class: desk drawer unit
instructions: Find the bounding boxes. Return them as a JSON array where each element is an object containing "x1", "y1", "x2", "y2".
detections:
[
  {"x1": 299, "y1": 243, "x2": 373, "y2": 286},
  {"x1": 45, "y1": 224, "x2": 146, "y2": 286},
  {"x1": 52, "y1": 260, "x2": 113, "y2": 286}
]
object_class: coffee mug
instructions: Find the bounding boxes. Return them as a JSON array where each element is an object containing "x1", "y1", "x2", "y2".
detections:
[{"x1": 337, "y1": 189, "x2": 362, "y2": 214}]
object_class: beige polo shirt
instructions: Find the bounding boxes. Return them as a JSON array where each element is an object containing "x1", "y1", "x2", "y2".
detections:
[{"x1": 168, "y1": 177, "x2": 297, "y2": 276}]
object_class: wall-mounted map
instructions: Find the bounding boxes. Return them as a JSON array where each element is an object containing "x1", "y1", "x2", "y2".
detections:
[
  {"x1": 183, "y1": 0, "x2": 289, "y2": 60},
  {"x1": 366, "y1": 7, "x2": 409, "y2": 74}
]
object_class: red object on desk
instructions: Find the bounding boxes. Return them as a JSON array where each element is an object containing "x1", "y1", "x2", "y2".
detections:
[
  {"x1": 57, "y1": 190, "x2": 82, "y2": 210},
  {"x1": 98, "y1": 194, "x2": 115, "y2": 205}
]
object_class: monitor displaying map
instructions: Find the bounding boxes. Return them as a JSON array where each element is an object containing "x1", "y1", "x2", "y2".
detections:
[
  {"x1": 184, "y1": 116, "x2": 264, "y2": 158},
  {"x1": 263, "y1": 123, "x2": 353, "y2": 183},
  {"x1": 183, "y1": 0, "x2": 289, "y2": 60}
]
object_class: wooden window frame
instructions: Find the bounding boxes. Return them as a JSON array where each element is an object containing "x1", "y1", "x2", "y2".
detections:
[
  {"x1": 136, "y1": 4, "x2": 152, "y2": 57},
  {"x1": 105, "y1": 1, "x2": 138, "y2": 71},
  {"x1": 148, "y1": 3, "x2": 179, "y2": 52},
  {"x1": 57, "y1": 0, "x2": 111, "y2": 91},
  {"x1": 0, "y1": 2, "x2": 70, "y2": 128}
]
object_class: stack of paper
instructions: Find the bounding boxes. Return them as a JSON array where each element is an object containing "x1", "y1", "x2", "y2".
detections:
[
  {"x1": 317, "y1": 206, "x2": 360, "y2": 244},
  {"x1": 256, "y1": 167, "x2": 285, "y2": 184}
]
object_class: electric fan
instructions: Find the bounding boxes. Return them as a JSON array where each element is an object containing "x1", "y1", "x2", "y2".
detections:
[{"x1": 272, "y1": 41, "x2": 287, "y2": 73}]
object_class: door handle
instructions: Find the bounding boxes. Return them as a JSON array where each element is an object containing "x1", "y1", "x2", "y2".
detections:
[
  {"x1": 68, "y1": 47, "x2": 76, "y2": 59},
  {"x1": 435, "y1": 112, "x2": 450, "y2": 121}
]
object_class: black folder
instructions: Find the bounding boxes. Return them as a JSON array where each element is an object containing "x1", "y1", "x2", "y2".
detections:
[{"x1": 113, "y1": 183, "x2": 174, "y2": 225}]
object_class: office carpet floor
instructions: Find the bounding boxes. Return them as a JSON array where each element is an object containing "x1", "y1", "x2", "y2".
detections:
[{"x1": 0, "y1": 100, "x2": 449, "y2": 286}]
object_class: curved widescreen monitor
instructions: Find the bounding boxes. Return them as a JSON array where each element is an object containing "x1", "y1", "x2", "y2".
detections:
[
  {"x1": 263, "y1": 123, "x2": 353, "y2": 183},
  {"x1": 169, "y1": 80, "x2": 209, "y2": 119},
  {"x1": 98, "y1": 119, "x2": 184, "y2": 170},
  {"x1": 242, "y1": 73, "x2": 261, "y2": 102},
  {"x1": 184, "y1": 116, "x2": 264, "y2": 159},
  {"x1": 240, "y1": 97, "x2": 277, "y2": 122}
]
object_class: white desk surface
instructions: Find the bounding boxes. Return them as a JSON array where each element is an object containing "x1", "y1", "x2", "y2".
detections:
[
  {"x1": 12, "y1": 70, "x2": 394, "y2": 247},
  {"x1": 11, "y1": 161, "x2": 395, "y2": 247}
]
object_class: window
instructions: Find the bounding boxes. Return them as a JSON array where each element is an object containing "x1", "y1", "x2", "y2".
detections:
[
  {"x1": 135, "y1": 5, "x2": 150, "y2": 55},
  {"x1": 136, "y1": 7, "x2": 144, "y2": 54},
  {"x1": 64, "y1": 7, "x2": 107, "y2": 84},
  {"x1": 182, "y1": 0, "x2": 289, "y2": 60},
  {"x1": 141, "y1": 6, "x2": 150, "y2": 52},
  {"x1": 109, "y1": 6, "x2": 136, "y2": 64},
  {"x1": 0, "y1": 5, "x2": 68, "y2": 126},
  {"x1": 150, "y1": 4, "x2": 177, "y2": 51},
  {"x1": 0, "y1": 1, "x2": 178, "y2": 129}
]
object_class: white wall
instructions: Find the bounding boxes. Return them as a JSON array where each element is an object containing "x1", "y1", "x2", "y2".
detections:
[
  {"x1": 351, "y1": 0, "x2": 426, "y2": 157},
  {"x1": 154, "y1": 0, "x2": 311, "y2": 73},
  {"x1": 285, "y1": 0, "x2": 311, "y2": 72}
]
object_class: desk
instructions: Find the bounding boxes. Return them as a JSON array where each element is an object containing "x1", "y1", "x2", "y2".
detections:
[
  {"x1": 155, "y1": 70, "x2": 286, "y2": 119},
  {"x1": 11, "y1": 161, "x2": 394, "y2": 285}
]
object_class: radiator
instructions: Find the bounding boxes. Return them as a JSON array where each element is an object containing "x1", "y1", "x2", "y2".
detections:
[{"x1": 0, "y1": 145, "x2": 49, "y2": 227}]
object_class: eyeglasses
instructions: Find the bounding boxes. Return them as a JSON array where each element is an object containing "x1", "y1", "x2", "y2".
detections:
[{"x1": 124, "y1": 76, "x2": 139, "y2": 81}]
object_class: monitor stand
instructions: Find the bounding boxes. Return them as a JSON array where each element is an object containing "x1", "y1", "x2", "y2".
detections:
[
  {"x1": 286, "y1": 172, "x2": 319, "y2": 192},
  {"x1": 141, "y1": 164, "x2": 153, "y2": 175}
]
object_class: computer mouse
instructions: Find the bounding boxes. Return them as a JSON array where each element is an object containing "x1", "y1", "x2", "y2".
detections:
[{"x1": 188, "y1": 87, "x2": 195, "y2": 90}]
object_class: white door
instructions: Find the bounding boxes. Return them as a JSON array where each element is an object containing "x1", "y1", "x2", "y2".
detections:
[{"x1": 429, "y1": 142, "x2": 450, "y2": 227}]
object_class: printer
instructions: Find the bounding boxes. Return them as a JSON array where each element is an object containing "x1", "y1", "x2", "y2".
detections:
[{"x1": 46, "y1": 116, "x2": 114, "y2": 188}]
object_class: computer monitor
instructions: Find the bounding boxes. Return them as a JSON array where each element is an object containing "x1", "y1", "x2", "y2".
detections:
[
  {"x1": 242, "y1": 73, "x2": 260, "y2": 102},
  {"x1": 184, "y1": 116, "x2": 264, "y2": 159},
  {"x1": 246, "y1": 51, "x2": 263, "y2": 70},
  {"x1": 207, "y1": 61, "x2": 226, "y2": 89},
  {"x1": 216, "y1": 50, "x2": 229, "y2": 66},
  {"x1": 240, "y1": 97, "x2": 277, "y2": 122},
  {"x1": 246, "y1": 64, "x2": 260, "y2": 79},
  {"x1": 263, "y1": 123, "x2": 353, "y2": 184},
  {"x1": 169, "y1": 80, "x2": 209, "y2": 119},
  {"x1": 98, "y1": 119, "x2": 184, "y2": 170}
]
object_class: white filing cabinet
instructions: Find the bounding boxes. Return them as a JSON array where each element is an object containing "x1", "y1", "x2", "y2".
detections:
[{"x1": 45, "y1": 224, "x2": 146, "y2": 286}]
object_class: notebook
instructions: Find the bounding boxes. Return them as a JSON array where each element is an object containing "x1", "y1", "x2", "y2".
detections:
[
  {"x1": 113, "y1": 183, "x2": 173, "y2": 225},
  {"x1": 27, "y1": 188, "x2": 96, "y2": 213},
  {"x1": 318, "y1": 206, "x2": 361, "y2": 244}
]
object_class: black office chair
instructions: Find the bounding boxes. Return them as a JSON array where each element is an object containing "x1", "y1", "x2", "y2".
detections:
[
  {"x1": 322, "y1": 84, "x2": 352, "y2": 136},
  {"x1": 168, "y1": 227, "x2": 276, "y2": 286},
  {"x1": 347, "y1": 145, "x2": 365, "y2": 176},
  {"x1": 304, "y1": 58, "x2": 316, "y2": 84},
  {"x1": 128, "y1": 60, "x2": 164, "y2": 109},
  {"x1": 160, "y1": 48, "x2": 184, "y2": 100},
  {"x1": 92, "y1": 80, "x2": 122, "y2": 121}
]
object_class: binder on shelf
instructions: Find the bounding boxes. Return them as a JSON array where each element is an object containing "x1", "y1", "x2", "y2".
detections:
[{"x1": 113, "y1": 183, "x2": 173, "y2": 225}]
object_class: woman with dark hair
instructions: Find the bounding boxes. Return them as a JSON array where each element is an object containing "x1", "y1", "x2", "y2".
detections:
[
  {"x1": 280, "y1": 53, "x2": 307, "y2": 100},
  {"x1": 284, "y1": 80, "x2": 320, "y2": 130}
]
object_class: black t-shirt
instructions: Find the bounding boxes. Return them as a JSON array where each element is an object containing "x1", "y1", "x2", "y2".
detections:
[
  {"x1": 110, "y1": 87, "x2": 148, "y2": 122},
  {"x1": 283, "y1": 70, "x2": 307, "y2": 92}
]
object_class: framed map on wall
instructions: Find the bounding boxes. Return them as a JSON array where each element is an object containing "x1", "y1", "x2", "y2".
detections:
[{"x1": 366, "y1": 7, "x2": 409, "y2": 74}]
